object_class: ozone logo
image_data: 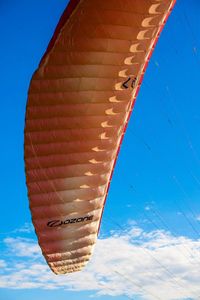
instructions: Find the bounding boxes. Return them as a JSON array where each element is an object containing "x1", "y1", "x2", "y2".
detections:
[{"x1": 47, "y1": 215, "x2": 94, "y2": 228}]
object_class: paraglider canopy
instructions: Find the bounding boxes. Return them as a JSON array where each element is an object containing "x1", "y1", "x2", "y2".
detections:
[{"x1": 24, "y1": 0, "x2": 176, "y2": 274}]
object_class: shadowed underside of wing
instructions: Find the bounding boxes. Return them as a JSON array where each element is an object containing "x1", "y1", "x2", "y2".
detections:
[{"x1": 24, "y1": 0, "x2": 176, "y2": 274}]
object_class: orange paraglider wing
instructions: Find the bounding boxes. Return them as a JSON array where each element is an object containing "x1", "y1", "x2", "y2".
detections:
[{"x1": 24, "y1": 0, "x2": 176, "y2": 274}]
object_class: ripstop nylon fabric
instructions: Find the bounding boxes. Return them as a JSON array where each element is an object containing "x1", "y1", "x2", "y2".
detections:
[{"x1": 24, "y1": 0, "x2": 176, "y2": 274}]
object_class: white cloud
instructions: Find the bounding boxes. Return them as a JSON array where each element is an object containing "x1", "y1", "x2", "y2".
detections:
[
  {"x1": 0, "y1": 260, "x2": 7, "y2": 268},
  {"x1": 196, "y1": 215, "x2": 200, "y2": 222},
  {"x1": 0, "y1": 223, "x2": 34, "y2": 236},
  {"x1": 1, "y1": 226, "x2": 200, "y2": 300},
  {"x1": 4, "y1": 237, "x2": 41, "y2": 258},
  {"x1": 144, "y1": 205, "x2": 151, "y2": 211},
  {"x1": 16, "y1": 223, "x2": 34, "y2": 234}
]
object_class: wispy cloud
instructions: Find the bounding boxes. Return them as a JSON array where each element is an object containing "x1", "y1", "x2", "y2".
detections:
[
  {"x1": 16, "y1": 223, "x2": 34, "y2": 234},
  {"x1": 4, "y1": 237, "x2": 40, "y2": 258},
  {"x1": 0, "y1": 260, "x2": 7, "y2": 268},
  {"x1": 1, "y1": 226, "x2": 200, "y2": 300},
  {"x1": 0, "y1": 223, "x2": 34, "y2": 236},
  {"x1": 196, "y1": 215, "x2": 200, "y2": 222}
]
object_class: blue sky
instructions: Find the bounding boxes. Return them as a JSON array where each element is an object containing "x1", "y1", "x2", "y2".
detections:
[{"x1": 1, "y1": 0, "x2": 200, "y2": 299}]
